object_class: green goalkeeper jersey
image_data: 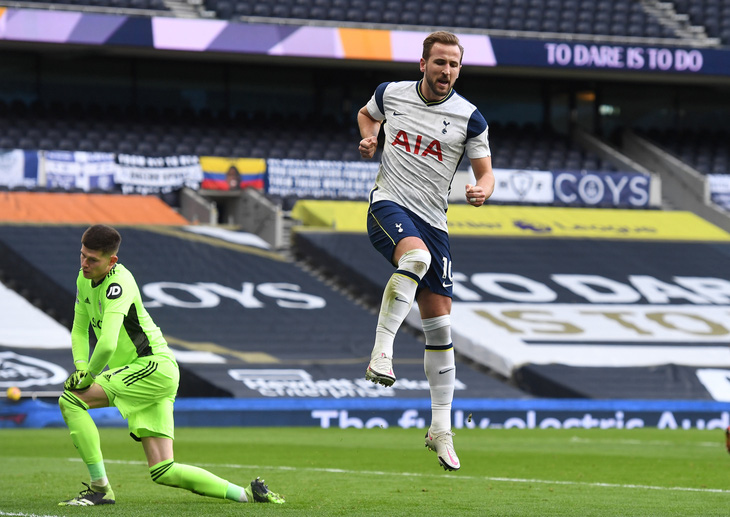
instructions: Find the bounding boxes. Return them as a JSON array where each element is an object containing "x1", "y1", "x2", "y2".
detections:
[{"x1": 73, "y1": 263, "x2": 175, "y2": 375}]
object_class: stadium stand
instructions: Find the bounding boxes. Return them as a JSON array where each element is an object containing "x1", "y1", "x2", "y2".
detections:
[
  {"x1": 1, "y1": 0, "x2": 174, "y2": 16},
  {"x1": 4, "y1": 0, "x2": 727, "y2": 45},
  {"x1": 197, "y1": 0, "x2": 678, "y2": 40},
  {"x1": 635, "y1": 128, "x2": 729, "y2": 176},
  {"x1": 0, "y1": 100, "x2": 617, "y2": 172},
  {"x1": 673, "y1": 0, "x2": 730, "y2": 43},
  {"x1": 1, "y1": 0, "x2": 729, "y2": 413},
  {"x1": 0, "y1": 223, "x2": 532, "y2": 399}
]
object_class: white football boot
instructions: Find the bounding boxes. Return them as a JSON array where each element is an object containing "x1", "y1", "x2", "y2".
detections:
[
  {"x1": 365, "y1": 352, "x2": 396, "y2": 387},
  {"x1": 425, "y1": 428, "x2": 460, "y2": 471}
]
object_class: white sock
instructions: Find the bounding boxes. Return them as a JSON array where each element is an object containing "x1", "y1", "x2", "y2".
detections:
[
  {"x1": 423, "y1": 315, "x2": 454, "y2": 434},
  {"x1": 372, "y1": 273, "x2": 418, "y2": 359},
  {"x1": 371, "y1": 249, "x2": 430, "y2": 360},
  {"x1": 90, "y1": 477, "x2": 108, "y2": 487}
]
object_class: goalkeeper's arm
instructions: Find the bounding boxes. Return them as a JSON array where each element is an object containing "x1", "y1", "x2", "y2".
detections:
[
  {"x1": 65, "y1": 311, "x2": 123, "y2": 391},
  {"x1": 70, "y1": 309, "x2": 91, "y2": 372},
  {"x1": 87, "y1": 311, "x2": 124, "y2": 377}
]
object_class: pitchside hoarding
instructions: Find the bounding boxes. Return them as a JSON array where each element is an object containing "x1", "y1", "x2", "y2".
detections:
[
  {"x1": 477, "y1": 169, "x2": 652, "y2": 207},
  {"x1": 3, "y1": 397, "x2": 730, "y2": 430}
]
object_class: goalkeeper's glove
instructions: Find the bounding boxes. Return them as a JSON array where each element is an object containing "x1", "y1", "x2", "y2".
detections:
[{"x1": 63, "y1": 370, "x2": 94, "y2": 392}]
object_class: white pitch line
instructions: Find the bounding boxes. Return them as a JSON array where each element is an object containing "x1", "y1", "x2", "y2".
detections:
[
  {"x1": 69, "y1": 458, "x2": 730, "y2": 494},
  {"x1": 568, "y1": 436, "x2": 722, "y2": 448},
  {"x1": 0, "y1": 512, "x2": 66, "y2": 517}
]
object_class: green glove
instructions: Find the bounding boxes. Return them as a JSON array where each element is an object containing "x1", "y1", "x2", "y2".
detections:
[{"x1": 63, "y1": 370, "x2": 94, "y2": 392}]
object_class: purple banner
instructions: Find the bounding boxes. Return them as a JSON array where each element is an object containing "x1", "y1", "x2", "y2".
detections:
[
  {"x1": 489, "y1": 37, "x2": 729, "y2": 77},
  {"x1": 1, "y1": 8, "x2": 728, "y2": 76}
]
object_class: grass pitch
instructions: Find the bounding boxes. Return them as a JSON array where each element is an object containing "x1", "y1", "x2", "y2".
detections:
[{"x1": 1, "y1": 426, "x2": 728, "y2": 516}]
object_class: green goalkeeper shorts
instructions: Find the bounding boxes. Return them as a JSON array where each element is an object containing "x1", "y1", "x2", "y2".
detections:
[{"x1": 95, "y1": 356, "x2": 179, "y2": 440}]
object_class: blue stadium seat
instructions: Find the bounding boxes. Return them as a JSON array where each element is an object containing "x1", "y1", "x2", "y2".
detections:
[
  {"x1": 592, "y1": 21, "x2": 610, "y2": 35},
  {"x1": 253, "y1": 3, "x2": 272, "y2": 16},
  {"x1": 392, "y1": 10, "x2": 412, "y2": 23},
  {"x1": 215, "y1": 0, "x2": 233, "y2": 18},
  {"x1": 364, "y1": 11, "x2": 382, "y2": 23},
  {"x1": 327, "y1": 7, "x2": 346, "y2": 20},
  {"x1": 474, "y1": 4, "x2": 489, "y2": 16},
  {"x1": 492, "y1": 6, "x2": 508, "y2": 18},
  {"x1": 346, "y1": 8, "x2": 365, "y2": 21},
  {"x1": 507, "y1": 18, "x2": 524, "y2": 30},
  {"x1": 272, "y1": 4, "x2": 290, "y2": 16},
  {"x1": 576, "y1": 21, "x2": 593, "y2": 34},
  {"x1": 610, "y1": 23, "x2": 628, "y2": 35},
  {"x1": 289, "y1": 5, "x2": 308, "y2": 20}
]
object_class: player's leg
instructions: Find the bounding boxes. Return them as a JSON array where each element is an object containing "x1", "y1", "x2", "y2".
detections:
[
  {"x1": 368, "y1": 238, "x2": 431, "y2": 386},
  {"x1": 366, "y1": 202, "x2": 432, "y2": 386},
  {"x1": 413, "y1": 223, "x2": 460, "y2": 471},
  {"x1": 125, "y1": 359, "x2": 284, "y2": 504},
  {"x1": 58, "y1": 383, "x2": 116, "y2": 505},
  {"x1": 142, "y1": 436, "x2": 282, "y2": 503},
  {"x1": 418, "y1": 291, "x2": 460, "y2": 470}
]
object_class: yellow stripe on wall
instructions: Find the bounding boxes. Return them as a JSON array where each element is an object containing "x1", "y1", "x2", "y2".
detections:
[{"x1": 291, "y1": 200, "x2": 730, "y2": 241}]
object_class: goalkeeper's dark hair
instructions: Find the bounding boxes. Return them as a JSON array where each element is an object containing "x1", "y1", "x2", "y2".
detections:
[{"x1": 82, "y1": 224, "x2": 121, "y2": 256}]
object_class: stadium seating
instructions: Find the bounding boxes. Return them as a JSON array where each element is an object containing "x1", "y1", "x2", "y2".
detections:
[
  {"x1": 0, "y1": 99, "x2": 614, "y2": 172},
  {"x1": 197, "y1": 0, "x2": 680, "y2": 40},
  {"x1": 12, "y1": 0, "x2": 170, "y2": 12},
  {"x1": 673, "y1": 0, "x2": 730, "y2": 43},
  {"x1": 7, "y1": 0, "x2": 708, "y2": 42},
  {"x1": 636, "y1": 127, "x2": 729, "y2": 175}
]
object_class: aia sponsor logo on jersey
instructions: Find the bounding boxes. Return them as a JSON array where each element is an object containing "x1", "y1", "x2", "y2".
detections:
[{"x1": 391, "y1": 130, "x2": 443, "y2": 161}]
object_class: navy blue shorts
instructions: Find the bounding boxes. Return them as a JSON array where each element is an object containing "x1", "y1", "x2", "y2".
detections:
[{"x1": 367, "y1": 200, "x2": 453, "y2": 298}]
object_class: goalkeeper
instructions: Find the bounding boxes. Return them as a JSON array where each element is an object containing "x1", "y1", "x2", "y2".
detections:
[{"x1": 58, "y1": 224, "x2": 284, "y2": 506}]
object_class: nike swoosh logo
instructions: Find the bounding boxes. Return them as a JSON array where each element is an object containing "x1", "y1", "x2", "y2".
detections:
[
  {"x1": 442, "y1": 282, "x2": 453, "y2": 288},
  {"x1": 447, "y1": 451, "x2": 459, "y2": 467},
  {"x1": 394, "y1": 296, "x2": 409, "y2": 304},
  {"x1": 439, "y1": 367, "x2": 455, "y2": 375},
  {"x1": 393, "y1": 111, "x2": 405, "y2": 116}
]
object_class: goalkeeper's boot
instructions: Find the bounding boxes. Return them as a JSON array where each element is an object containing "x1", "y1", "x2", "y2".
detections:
[
  {"x1": 244, "y1": 477, "x2": 285, "y2": 504},
  {"x1": 365, "y1": 352, "x2": 396, "y2": 387},
  {"x1": 425, "y1": 428, "x2": 460, "y2": 471},
  {"x1": 59, "y1": 482, "x2": 115, "y2": 506}
]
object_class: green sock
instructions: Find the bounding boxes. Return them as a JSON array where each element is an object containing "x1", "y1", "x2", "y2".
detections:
[
  {"x1": 149, "y1": 460, "x2": 232, "y2": 500},
  {"x1": 59, "y1": 392, "x2": 104, "y2": 466},
  {"x1": 226, "y1": 483, "x2": 247, "y2": 502},
  {"x1": 88, "y1": 462, "x2": 108, "y2": 486}
]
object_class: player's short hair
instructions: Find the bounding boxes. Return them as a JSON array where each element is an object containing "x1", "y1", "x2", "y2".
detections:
[
  {"x1": 82, "y1": 224, "x2": 121, "y2": 256},
  {"x1": 422, "y1": 31, "x2": 464, "y2": 63}
]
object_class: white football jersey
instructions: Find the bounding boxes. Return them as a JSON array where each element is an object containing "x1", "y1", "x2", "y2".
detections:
[{"x1": 366, "y1": 80, "x2": 491, "y2": 232}]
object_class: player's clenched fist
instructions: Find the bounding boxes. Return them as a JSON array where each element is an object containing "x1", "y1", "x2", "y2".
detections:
[
  {"x1": 359, "y1": 136, "x2": 378, "y2": 159},
  {"x1": 465, "y1": 183, "x2": 485, "y2": 207}
]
